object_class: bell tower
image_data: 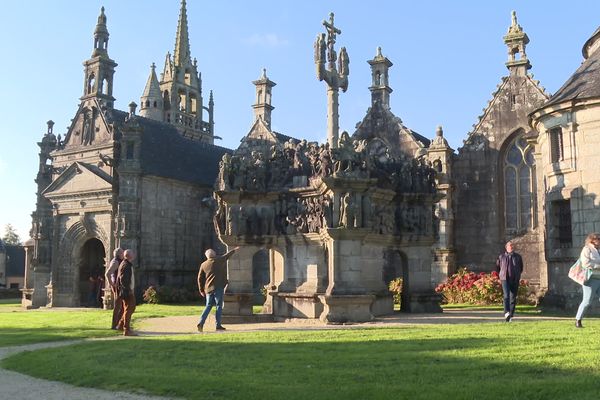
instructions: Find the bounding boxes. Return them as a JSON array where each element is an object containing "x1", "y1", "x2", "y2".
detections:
[
  {"x1": 503, "y1": 11, "x2": 531, "y2": 76},
  {"x1": 80, "y1": 7, "x2": 117, "y2": 108},
  {"x1": 252, "y1": 69, "x2": 276, "y2": 129},
  {"x1": 367, "y1": 47, "x2": 393, "y2": 109},
  {"x1": 158, "y1": 0, "x2": 215, "y2": 143}
]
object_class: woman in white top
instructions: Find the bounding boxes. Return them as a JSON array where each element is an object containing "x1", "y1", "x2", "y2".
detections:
[{"x1": 575, "y1": 233, "x2": 600, "y2": 328}]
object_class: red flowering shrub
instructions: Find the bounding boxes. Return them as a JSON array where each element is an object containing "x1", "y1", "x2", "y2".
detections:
[{"x1": 435, "y1": 267, "x2": 530, "y2": 305}]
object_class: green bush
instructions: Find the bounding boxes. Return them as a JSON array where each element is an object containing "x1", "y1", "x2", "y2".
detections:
[{"x1": 143, "y1": 285, "x2": 198, "y2": 304}]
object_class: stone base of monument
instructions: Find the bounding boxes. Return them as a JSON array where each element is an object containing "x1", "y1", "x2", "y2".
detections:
[
  {"x1": 371, "y1": 293, "x2": 394, "y2": 316},
  {"x1": 223, "y1": 293, "x2": 254, "y2": 316},
  {"x1": 317, "y1": 294, "x2": 375, "y2": 323},
  {"x1": 273, "y1": 292, "x2": 324, "y2": 319},
  {"x1": 402, "y1": 292, "x2": 443, "y2": 313},
  {"x1": 203, "y1": 313, "x2": 275, "y2": 325}
]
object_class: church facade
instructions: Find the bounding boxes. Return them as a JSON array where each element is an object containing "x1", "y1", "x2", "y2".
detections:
[
  {"x1": 22, "y1": 3, "x2": 228, "y2": 308},
  {"x1": 22, "y1": 4, "x2": 600, "y2": 318}
]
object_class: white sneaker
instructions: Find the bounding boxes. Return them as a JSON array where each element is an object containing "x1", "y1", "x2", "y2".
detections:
[{"x1": 504, "y1": 312, "x2": 511, "y2": 322}]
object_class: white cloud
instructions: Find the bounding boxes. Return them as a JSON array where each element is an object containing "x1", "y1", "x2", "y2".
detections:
[{"x1": 242, "y1": 33, "x2": 289, "y2": 48}]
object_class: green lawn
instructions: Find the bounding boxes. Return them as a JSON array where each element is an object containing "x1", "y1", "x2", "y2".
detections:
[
  {"x1": 0, "y1": 303, "x2": 200, "y2": 347},
  {"x1": 0, "y1": 303, "x2": 265, "y2": 347},
  {"x1": 3, "y1": 321, "x2": 600, "y2": 400}
]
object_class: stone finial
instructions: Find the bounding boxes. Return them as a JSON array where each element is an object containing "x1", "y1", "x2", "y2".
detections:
[
  {"x1": 47, "y1": 120, "x2": 55, "y2": 134},
  {"x1": 261, "y1": 68, "x2": 267, "y2": 79},
  {"x1": 430, "y1": 125, "x2": 449, "y2": 149},
  {"x1": 128, "y1": 101, "x2": 137, "y2": 116}
]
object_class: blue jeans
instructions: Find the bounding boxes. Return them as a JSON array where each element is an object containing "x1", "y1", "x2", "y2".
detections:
[
  {"x1": 501, "y1": 279, "x2": 519, "y2": 317},
  {"x1": 576, "y1": 278, "x2": 600, "y2": 320},
  {"x1": 198, "y1": 287, "x2": 224, "y2": 327}
]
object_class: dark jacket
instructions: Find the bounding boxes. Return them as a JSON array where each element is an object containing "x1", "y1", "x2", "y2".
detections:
[
  {"x1": 116, "y1": 259, "x2": 133, "y2": 298},
  {"x1": 198, "y1": 250, "x2": 235, "y2": 294},
  {"x1": 496, "y1": 252, "x2": 523, "y2": 281}
]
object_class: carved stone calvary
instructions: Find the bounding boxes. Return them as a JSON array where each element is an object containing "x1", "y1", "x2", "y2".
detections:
[{"x1": 314, "y1": 12, "x2": 349, "y2": 149}]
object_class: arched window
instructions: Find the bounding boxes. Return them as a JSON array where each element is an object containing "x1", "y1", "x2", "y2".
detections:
[{"x1": 504, "y1": 135, "x2": 535, "y2": 233}]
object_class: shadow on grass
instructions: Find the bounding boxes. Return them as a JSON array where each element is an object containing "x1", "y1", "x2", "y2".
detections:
[
  {"x1": 3, "y1": 327, "x2": 599, "y2": 400},
  {"x1": 0, "y1": 327, "x2": 118, "y2": 347}
]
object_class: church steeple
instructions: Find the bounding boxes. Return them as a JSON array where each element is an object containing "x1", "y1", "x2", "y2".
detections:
[
  {"x1": 503, "y1": 11, "x2": 531, "y2": 76},
  {"x1": 252, "y1": 69, "x2": 276, "y2": 129},
  {"x1": 81, "y1": 7, "x2": 117, "y2": 108},
  {"x1": 139, "y1": 63, "x2": 163, "y2": 120},
  {"x1": 173, "y1": 0, "x2": 191, "y2": 67},
  {"x1": 367, "y1": 47, "x2": 393, "y2": 109},
  {"x1": 156, "y1": 0, "x2": 215, "y2": 143},
  {"x1": 92, "y1": 6, "x2": 109, "y2": 58}
]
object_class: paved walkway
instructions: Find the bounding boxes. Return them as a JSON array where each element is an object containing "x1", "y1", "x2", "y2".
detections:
[
  {"x1": 0, "y1": 310, "x2": 573, "y2": 399},
  {"x1": 140, "y1": 309, "x2": 573, "y2": 334}
]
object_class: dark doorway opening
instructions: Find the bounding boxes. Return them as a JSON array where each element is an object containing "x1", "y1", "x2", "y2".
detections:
[
  {"x1": 252, "y1": 249, "x2": 270, "y2": 309},
  {"x1": 79, "y1": 238, "x2": 106, "y2": 307}
]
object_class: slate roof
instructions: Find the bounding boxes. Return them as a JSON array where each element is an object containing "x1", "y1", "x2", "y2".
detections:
[
  {"x1": 545, "y1": 29, "x2": 600, "y2": 107},
  {"x1": 134, "y1": 116, "x2": 231, "y2": 186}
]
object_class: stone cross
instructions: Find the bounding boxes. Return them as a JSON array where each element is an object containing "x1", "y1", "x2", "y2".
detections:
[{"x1": 314, "y1": 12, "x2": 349, "y2": 148}]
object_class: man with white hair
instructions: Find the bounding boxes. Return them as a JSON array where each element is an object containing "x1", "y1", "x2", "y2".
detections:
[
  {"x1": 197, "y1": 246, "x2": 240, "y2": 332},
  {"x1": 105, "y1": 247, "x2": 124, "y2": 330}
]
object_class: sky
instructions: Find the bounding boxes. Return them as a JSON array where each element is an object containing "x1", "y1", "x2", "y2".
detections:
[{"x1": 1, "y1": 1, "x2": 599, "y2": 241}]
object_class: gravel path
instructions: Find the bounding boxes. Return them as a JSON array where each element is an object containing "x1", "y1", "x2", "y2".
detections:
[{"x1": 1, "y1": 310, "x2": 572, "y2": 399}]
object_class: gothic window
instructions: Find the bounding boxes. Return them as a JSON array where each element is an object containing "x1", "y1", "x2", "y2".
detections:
[
  {"x1": 504, "y1": 135, "x2": 535, "y2": 233},
  {"x1": 549, "y1": 127, "x2": 564, "y2": 163},
  {"x1": 125, "y1": 141, "x2": 135, "y2": 159},
  {"x1": 551, "y1": 200, "x2": 572, "y2": 248},
  {"x1": 87, "y1": 74, "x2": 96, "y2": 94},
  {"x1": 102, "y1": 78, "x2": 109, "y2": 95}
]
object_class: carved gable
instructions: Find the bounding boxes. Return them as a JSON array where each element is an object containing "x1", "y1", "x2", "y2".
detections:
[
  {"x1": 42, "y1": 162, "x2": 112, "y2": 199},
  {"x1": 63, "y1": 99, "x2": 113, "y2": 149}
]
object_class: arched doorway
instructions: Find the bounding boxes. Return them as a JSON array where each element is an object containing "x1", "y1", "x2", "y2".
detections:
[
  {"x1": 383, "y1": 249, "x2": 408, "y2": 312},
  {"x1": 79, "y1": 238, "x2": 105, "y2": 307},
  {"x1": 252, "y1": 249, "x2": 270, "y2": 308}
]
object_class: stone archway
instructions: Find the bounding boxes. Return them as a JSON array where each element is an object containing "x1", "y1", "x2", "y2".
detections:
[
  {"x1": 383, "y1": 249, "x2": 408, "y2": 311},
  {"x1": 52, "y1": 218, "x2": 110, "y2": 307},
  {"x1": 251, "y1": 249, "x2": 270, "y2": 308},
  {"x1": 78, "y1": 238, "x2": 106, "y2": 307}
]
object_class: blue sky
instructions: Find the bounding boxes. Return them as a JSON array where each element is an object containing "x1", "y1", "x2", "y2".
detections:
[{"x1": 1, "y1": 1, "x2": 599, "y2": 240}]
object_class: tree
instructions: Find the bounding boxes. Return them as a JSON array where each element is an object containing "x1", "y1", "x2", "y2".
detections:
[{"x1": 2, "y1": 224, "x2": 22, "y2": 245}]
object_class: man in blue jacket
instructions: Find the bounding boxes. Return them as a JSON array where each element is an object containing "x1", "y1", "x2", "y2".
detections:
[{"x1": 496, "y1": 241, "x2": 524, "y2": 322}]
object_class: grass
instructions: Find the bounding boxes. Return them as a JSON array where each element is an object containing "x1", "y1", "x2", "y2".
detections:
[
  {"x1": 0, "y1": 302, "x2": 263, "y2": 347},
  {"x1": 3, "y1": 321, "x2": 600, "y2": 400},
  {"x1": 0, "y1": 303, "x2": 200, "y2": 347}
]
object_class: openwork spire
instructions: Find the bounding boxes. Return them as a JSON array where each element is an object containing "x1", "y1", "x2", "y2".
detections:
[
  {"x1": 503, "y1": 11, "x2": 531, "y2": 74},
  {"x1": 92, "y1": 6, "x2": 110, "y2": 57},
  {"x1": 173, "y1": 0, "x2": 191, "y2": 66}
]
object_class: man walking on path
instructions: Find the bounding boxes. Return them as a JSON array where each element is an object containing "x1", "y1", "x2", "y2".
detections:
[
  {"x1": 496, "y1": 241, "x2": 523, "y2": 322},
  {"x1": 197, "y1": 247, "x2": 240, "y2": 332},
  {"x1": 116, "y1": 249, "x2": 137, "y2": 336},
  {"x1": 105, "y1": 247, "x2": 124, "y2": 329}
]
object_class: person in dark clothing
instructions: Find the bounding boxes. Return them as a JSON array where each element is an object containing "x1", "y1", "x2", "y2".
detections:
[
  {"x1": 496, "y1": 241, "x2": 524, "y2": 322},
  {"x1": 116, "y1": 249, "x2": 137, "y2": 336},
  {"x1": 197, "y1": 247, "x2": 239, "y2": 332}
]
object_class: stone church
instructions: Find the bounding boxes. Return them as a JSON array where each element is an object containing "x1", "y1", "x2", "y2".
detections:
[
  {"x1": 22, "y1": 3, "x2": 229, "y2": 308},
  {"x1": 22, "y1": 4, "x2": 600, "y2": 319}
]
